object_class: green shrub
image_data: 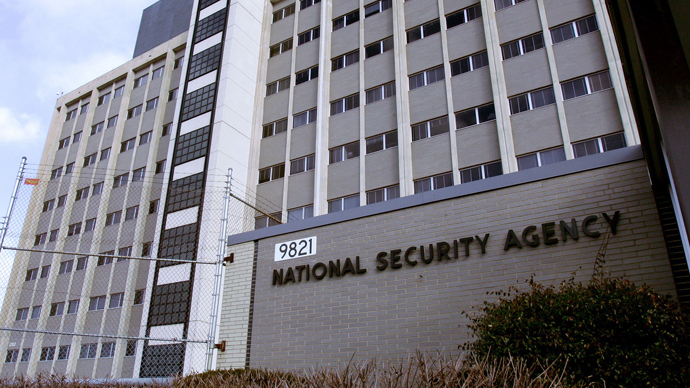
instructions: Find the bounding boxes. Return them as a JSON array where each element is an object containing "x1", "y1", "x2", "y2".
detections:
[{"x1": 464, "y1": 274, "x2": 690, "y2": 387}]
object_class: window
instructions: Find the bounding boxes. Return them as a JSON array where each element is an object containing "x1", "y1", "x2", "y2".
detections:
[
  {"x1": 446, "y1": 3, "x2": 482, "y2": 29},
  {"x1": 269, "y1": 38, "x2": 293, "y2": 57},
  {"x1": 20, "y1": 349, "x2": 31, "y2": 362},
  {"x1": 107, "y1": 115, "x2": 118, "y2": 128},
  {"x1": 364, "y1": 0, "x2": 392, "y2": 17},
  {"x1": 91, "y1": 121, "x2": 104, "y2": 135},
  {"x1": 460, "y1": 161, "x2": 503, "y2": 183},
  {"x1": 76, "y1": 256, "x2": 88, "y2": 270},
  {"x1": 92, "y1": 181, "x2": 104, "y2": 195},
  {"x1": 50, "y1": 167, "x2": 63, "y2": 180},
  {"x1": 49, "y1": 302, "x2": 65, "y2": 317},
  {"x1": 365, "y1": 37, "x2": 394, "y2": 58},
  {"x1": 551, "y1": 15, "x2": 598, "y2": 44},
  {"x1": 298, "y1": 27, "x2": 320, "y2": 46},
  {"x1": 34, "y1": 233, "x2": 46, "y2": 246},
  {"x1": 517, "y1": 147, "x2": 566, "y2": 170},
  {"x1": 58, "y1": 137, "x2": 70, "y2": 150},
  {"x1": 132, "y1": 167, "x2": 145, "y2": 182},
  {"x1": 152, "y1": 66, "x2": 164, "y2": 80},
  {"x1": 97, "y1": 92, "x2": 111, "y2": 106},
  {"x1": 290, "y1": 154, "x2": 315, "y2": 174},
  {"x1": 80, "y1": 103, "x2": 89, "y2": 115},
  {"x1": 58, "y1": 345, "x2": 70, "y2": 360},
  {"x1": 67, "y1": 299, "x2": 79, "y2": 314},
  {"x1": 127, "y1": 105, "x2": 142, "y2": 119},
  {"x1": 365, "y1": 81, "x2": 395, "y2": 104},
  {"x1": 114, "y1": 85, "x2": 125, "y2": 98},
  {"x1": 330, "y1": 142, "x2": 360, "y2": 163},
  {"x1": 109, "y1": 293, "x2": 124, "y2": 309},
  {"x1": 142, "y1": 242, "x2": 152, "y2": 257},
  {"x1": 502, "y1": 33, "x2": 544, "y2": 60},
  {"x1": 133, "y1": 74, "x2": 148, "y2": 89},
  {"x1": 155, "y1": 160, "x2": 166, "y2": 174},
  {"x1": 106, "y1": 211, "x2": 122, "y2": 228},
  {"x1": 406, "y1": 19, "x2": 441, "y2": 43},
  {"x1": 333, "y1": 10, "x2": 359, "y2": 31},
  {"x1": 31, "y1": 306, "x2": 41, "y2": 319},
  {"x1": 125, "y1": 206, "x2": 139, "y2": 221},
  {"x1": 56, "y1": 195, "x2": 65, "y2": 209},
  {"x1": 168, "y1": 88, "x2": 179, "y2": 101},
  {"x1": 84, "y1": 218, "x2": 96, "y2": 232},
  {"x1": 65, "y1": 109, "x2": 77, "y2": 121},
  {"x1": 88, "y1": 296, "x2": 106, "y2": 311},
  {"x1": 366, "y1": 185, "x2": 400, "y2": 204},
  {"x1": 49, "y1": 229, "x2": 59, "y2": 242},
  {"x1": 509, "y1": 87, "x2": 556, "y2": 114},
  {"x1": 455, "y1": 103, "x2": 496, "y2": 129},
  {"x1": 272, "y1": 3, "x2": 295, "y2": 23},
  {"x1": 258, "y1": 164, "x2": 285, "y2": 184},
  {"x1": 64, "y1": 163, "x2": 74, "y2": 175},
  {"x1": 39, "y1": 347, "x2": 55, "y2": 362},
  {"x1": 113, "y1": 173, "x2": 129, "y2": 188},
  {"x1": 287, "y1": 205, "x2": 314, "y2": 222},
  {"x1": 450, "y1": 51, "x2": 489, "y2": 76},
  {"x1": 25, "y1": 268, "x2": 38, "y2": 281},
  {"x1": 16, "y1": 308, "x2": 29, "y2": 321},
  {"x1": 79, "y1": 343, "x2": 97, "y2": 359},
  {"x1": 266, "y1": 77, "x2": 290, "y2": 96},
  {"x1": 125, "y1": 340, "x2": 137, "y2": 357},
  {"x1": 42, "y1": 200, "x2": 54, "y2": 212},
  {"x1": 255, "y1": 212, "x2": 282, "y2": 229},
  {"x1": 67, "y1": 223, "x2": 81, "y2": 236},
  {"x1": 414, "y1": 172, "x2": 454, "y2": 193},
  {"x1": 495, "y1": 0, "x2": 528, "y2": 11},
  {"x1": 5, "y1": 349, "x2": 18, "y2": 363},
  {"x1": 330, "y1": 94, "x2": 360, "y2": 115},
  {"x1": 573, "y1": 133, "x2": 626, "y2": 158},
  {"x1": 145, "y1": 97, "x2": 159, "y2": 111},
  {"x1": 118, "y1": 247, "x2": 132, "y2": 262},
  {"x1": 76, "y1": 186, "x2": 89, "y2": 201},
  {"x1": 174, "y1": 56, "x2": 184, "y2": 69},
  {"x1": 409, "y1": 66, "x2": 445, "y2": 90},
  {"x1": 299, "y1": 0, "x2": 320, "y2": 10},
  {"x1": 162, "y1": 123, "x2": 173, "y2": 136},
  {"x1": 73, "y1": 131, "x2": 82, "y2": 143},
  {"x1": 295, "y1": 66, "x2": 318, "y2": 85},
  {"x1": 134, "y1": 289, "x2": 145, "y2": 305},
  {"x1": 262, "y1": 118, "x2": 288, "y2": 138},
  {"x1": 83, "y1": 153, "x2": 97, "y2": 167},
  {"x1": 40, "y1": 265, "x2": 50, "y2": 278},
  {"x1": 561, "y1": 71, "x2": 612, "y2": 100},
  {"x1": 328, "y1": 194, "x2": 359, "y2": 213},
  {"x1": 149, "y1": 199, "x2": 159, "y2": 214},
  {"x1": 412, "y1": 116, "x2": 450, "y2": 141},
  {"x1": 366, "y1": 130, "x2": 398, "y2": 153},
  {"x1": 58, "y1": 260, "x2": 73, "y2": 274},
  {"x1": 332, "y1": 50, "x2": 360, "y2": 71},
  {"x1": 293, "y1": 108, "x2": 317, "y2": 128}
]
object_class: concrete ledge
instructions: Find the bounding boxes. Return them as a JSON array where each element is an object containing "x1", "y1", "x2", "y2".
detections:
[{"x1": 227, "y1": 145, "x2": 645, "y2": 245}]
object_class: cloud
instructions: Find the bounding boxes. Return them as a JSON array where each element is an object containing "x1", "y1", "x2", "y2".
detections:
[{"x1": 0, "y1": 107, "x2": 43, "y2": 143}]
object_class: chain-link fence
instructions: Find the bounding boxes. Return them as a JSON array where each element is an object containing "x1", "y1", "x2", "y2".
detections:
[{"x1": 0, "y1": 160, "x2": 273, "y2": 379}]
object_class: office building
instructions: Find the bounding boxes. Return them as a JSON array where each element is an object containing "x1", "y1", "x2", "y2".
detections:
[{"x1": 1, "y1": 0, "x2": 688, "y2": 378}]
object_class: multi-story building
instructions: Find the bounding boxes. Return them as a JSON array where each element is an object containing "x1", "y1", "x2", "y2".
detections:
[{"x1": 1, "y1": 0, "x2": 688, "y2": 379}]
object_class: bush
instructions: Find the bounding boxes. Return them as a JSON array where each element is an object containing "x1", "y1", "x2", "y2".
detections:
[{"x1": 464, "y1": 273, "x2": 690, "y2": 387}]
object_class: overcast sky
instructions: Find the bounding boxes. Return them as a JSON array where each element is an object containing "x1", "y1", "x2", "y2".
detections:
[{"x1": 0, "y1": 0, "x2": 158, "y2": 237}]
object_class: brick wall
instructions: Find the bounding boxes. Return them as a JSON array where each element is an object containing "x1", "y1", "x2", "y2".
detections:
[{"x1": 222, "y1": 160, "x2": 676, "y2": 369}]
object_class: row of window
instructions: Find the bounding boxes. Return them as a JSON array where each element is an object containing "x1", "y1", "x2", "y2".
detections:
[
  {"x1": 255, "y1": 131, "x2": 626, "y2": 225},
  {"x1": 5, "y1": 340, "x2": 138, "y2": 363}
]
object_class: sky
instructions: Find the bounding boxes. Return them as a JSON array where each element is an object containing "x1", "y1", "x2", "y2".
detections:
[{"x1": 0, "y1": 0, "x2": 158, "y2": 236}]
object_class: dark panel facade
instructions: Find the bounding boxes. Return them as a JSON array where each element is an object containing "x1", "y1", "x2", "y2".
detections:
[{"x1": 133, "y1": 0, "x2": 195, "y2": 58}]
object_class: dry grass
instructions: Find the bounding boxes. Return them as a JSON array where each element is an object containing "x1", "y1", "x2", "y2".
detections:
[{"x1": 0, "y1": 353, "x2": 584, "y2": 387}]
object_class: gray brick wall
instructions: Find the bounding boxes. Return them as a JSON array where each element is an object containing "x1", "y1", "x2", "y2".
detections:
[{"x1": 224, "y1": 160, "x2": 676, "y2": 369}]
